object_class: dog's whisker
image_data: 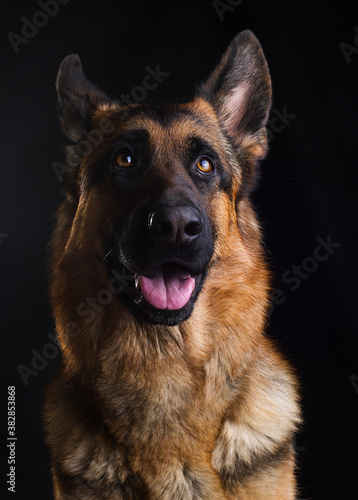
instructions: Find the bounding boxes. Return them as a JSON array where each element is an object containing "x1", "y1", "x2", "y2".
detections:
[{"x1": 103, "y1": 249, "x2": 114, "y2": 262}]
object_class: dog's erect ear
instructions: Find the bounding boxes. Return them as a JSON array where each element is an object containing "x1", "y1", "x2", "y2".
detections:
[
  {"x1": 200, "y1": 30, "x2": 271, "y2": 159},
  {"x1": 56, "y1": 55, "x2": 113, "y2": 142}
]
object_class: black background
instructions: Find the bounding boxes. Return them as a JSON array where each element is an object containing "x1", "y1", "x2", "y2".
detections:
[{"x1": 1, "y1": 1, "x2": 358, "y2": 499}]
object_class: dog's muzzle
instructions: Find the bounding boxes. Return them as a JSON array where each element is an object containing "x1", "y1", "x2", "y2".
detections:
[{"x1": 107, "y1": 193, "x2": 214, "y2": 325}]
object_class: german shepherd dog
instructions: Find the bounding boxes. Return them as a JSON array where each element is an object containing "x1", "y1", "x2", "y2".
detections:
[{"x1": 45, "y1": 30, "x2": 301, "y2": 499}]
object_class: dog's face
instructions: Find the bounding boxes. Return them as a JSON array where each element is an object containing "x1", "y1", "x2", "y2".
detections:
[
  {"x1": 98, "y1": 104, "x2": 221, "y2": 326},
  {"x1": 55, "y1": 30, "x2": 271, "y2": 326}
]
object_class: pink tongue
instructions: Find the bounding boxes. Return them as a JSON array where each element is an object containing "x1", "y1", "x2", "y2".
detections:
[{"x1": 140, "y1": 267, "x2": 195, "y2": 310}]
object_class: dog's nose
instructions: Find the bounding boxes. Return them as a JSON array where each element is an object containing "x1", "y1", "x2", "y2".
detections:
[{"x1": 148, "y1": 206, "x2": 203, "y2": 246}]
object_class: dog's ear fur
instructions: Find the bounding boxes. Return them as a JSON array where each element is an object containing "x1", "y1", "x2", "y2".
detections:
[
  {"x1": 200, "y1": 30, "x2": 271, "y2": 160},
  {"x1": 56, "y1": 55, "x2": 113, "y2": 142}
]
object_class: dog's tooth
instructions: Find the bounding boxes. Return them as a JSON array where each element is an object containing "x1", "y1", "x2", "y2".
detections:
[{"x1": 134, "y1": 275, "x2": 140, "y2": 289}]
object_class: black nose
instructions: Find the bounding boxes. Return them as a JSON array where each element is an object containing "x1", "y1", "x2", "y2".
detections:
[{"x1": 148, "y1": 205, "x2": 203, "y2": 246}]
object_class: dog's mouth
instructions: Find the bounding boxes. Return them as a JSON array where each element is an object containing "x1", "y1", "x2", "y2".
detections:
[
  {"x1": 107, "y1": 252, "x2": 206, "y2": 325},
  {"x1": 135, "y1": 263, "x2": 198, "y2": 311}
]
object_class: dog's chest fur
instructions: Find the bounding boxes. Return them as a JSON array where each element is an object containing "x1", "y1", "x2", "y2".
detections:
[{"x1": 48, "y1": 307, "x2": 298, "y2": 500}]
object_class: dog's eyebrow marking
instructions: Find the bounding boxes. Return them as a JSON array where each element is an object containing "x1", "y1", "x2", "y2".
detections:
[
  {"x1": 184, "y1": 135, "x2": 219, "y2": 158},
  {"x1": 114, "y1": 127, "x2": 151, "y2": 146}
]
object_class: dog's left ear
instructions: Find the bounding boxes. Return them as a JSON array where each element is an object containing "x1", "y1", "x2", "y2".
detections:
[{"x1": 200, "y1": 30, "x2": 271, "y2": 160}]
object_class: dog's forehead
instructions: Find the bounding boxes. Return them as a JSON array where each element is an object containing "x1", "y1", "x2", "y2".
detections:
[{"x1": 112, "y1": 98, "x2": 225, "y2": 154}]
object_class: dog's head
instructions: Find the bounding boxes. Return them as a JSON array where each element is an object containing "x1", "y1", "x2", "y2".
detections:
[{"x1": 54, "y1": 30, "x2": 271, "y2": 327}]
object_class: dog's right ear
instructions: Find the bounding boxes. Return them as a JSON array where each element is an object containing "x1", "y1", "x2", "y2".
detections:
[{"x1": 56, "y1": 55, "x2": 113, "y2": 142}]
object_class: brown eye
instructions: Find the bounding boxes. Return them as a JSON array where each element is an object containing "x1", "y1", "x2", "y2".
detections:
[
  {"x1": 196, "y1": 157, "x2": 213, "y2": 174},
  {"x1": 114, "y1": 153, "x2": 133, "y2": 168}
]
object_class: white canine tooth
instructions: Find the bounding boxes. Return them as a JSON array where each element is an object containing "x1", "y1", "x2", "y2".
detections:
[{"x1": 134, "y1": 276, "x2": 140, "y2": 289}]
